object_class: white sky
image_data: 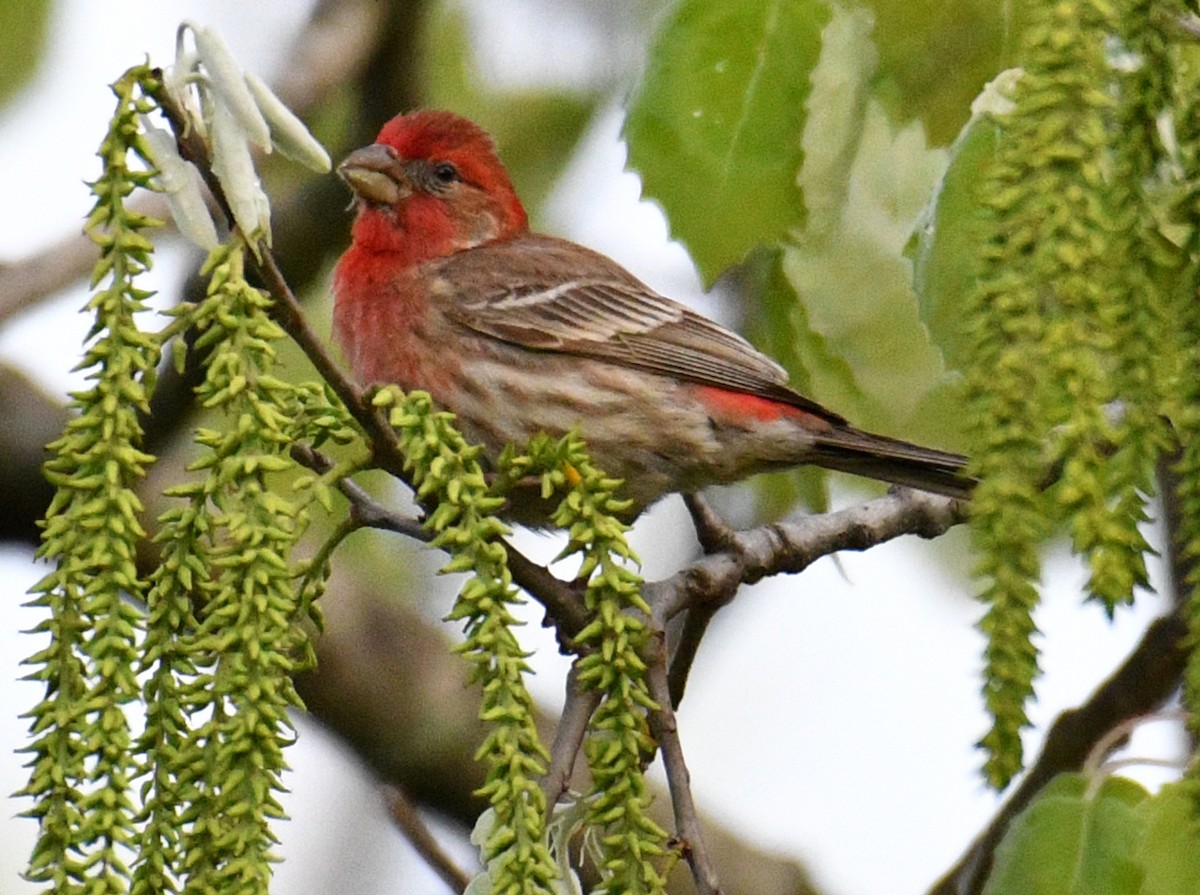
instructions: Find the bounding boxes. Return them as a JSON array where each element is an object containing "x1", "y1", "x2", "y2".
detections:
[{"x1": 0, "y1": 3, "x2": 1182, "y2": 895}]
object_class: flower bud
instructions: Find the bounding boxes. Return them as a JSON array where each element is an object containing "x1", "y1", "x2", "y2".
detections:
[
  {"x1": 187, "y1": 21, "x2": 272, "y2": 151},
  {"x1": 139, "y1": 118, "x2": 220, "y2": 250},
  {"x1": 244, "y1": 72, "x2": 331, "y2": 173}
]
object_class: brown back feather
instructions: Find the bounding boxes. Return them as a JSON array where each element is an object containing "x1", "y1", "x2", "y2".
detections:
[{"x1": 431, "y1": 233, "x2": 846, "y2": 424}]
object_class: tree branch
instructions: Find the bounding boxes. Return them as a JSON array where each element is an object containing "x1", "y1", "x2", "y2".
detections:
[
  {"x1": 927, "y1": 607, "x2": 1188, "y2": 895},
  {"x1": 646, "y1": 626, "x2": 722, "y2": 895},
  {"x1": 382, "y1": 786, "x2": 474, "y2": 893},
  {"x1": 666, "y1": 603, "x2": 717, "y2": 708},
  {"x1": 539, "y1": 664, "x2": 600, "y2": 812},
  {"x1": 648, "y1": 488, "x2": 968, "y2": 709},
  {"x1": 682, "y1": 493, "x2": 737, "y2": 554},
  {"x1": 652, "y1": 488, "x2": 967, "y2": 623}
]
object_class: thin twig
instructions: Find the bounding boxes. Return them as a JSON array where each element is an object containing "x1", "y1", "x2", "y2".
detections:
[
  {"x1": 683, "y1": 493, "x2": 736, "y2": 554},
  {"x1": 346, "y1": 486, "x2": 429, "y2": 540},
  {"x1": 291, "y1": 443, "x2": 431, "y2": 542},
  {"x1": 666, "y1": 605, "x2": 718, "y2": 708},
  {"x1": 382, "y1": 785, "x2": 475, "y2": 893},
  {"x1": 540, "y1": 664, "x2": 600, "y2": 814},
  {"x1": 668, "y1": 496, "x2": 746, "y2": 706},
  {"x1": 644, "y1": 628, "x2": 722, "y2": 895},
  {"x1": 1081, "y1": 708, "x2": 1190, "y2": 779}
]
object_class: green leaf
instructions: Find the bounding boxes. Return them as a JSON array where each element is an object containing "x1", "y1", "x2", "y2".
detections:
[
  {"x1": 908, "y1": 82, "x2": 1012, "y2": 372},
  {"x1": 798, "y1": 3, "x2": 877, "y2": 239},
  {"x1": 1134, "y1": 782, "x2": 1200, "y2": 895},
  {"x1": 783, "y1": 233, "x2": 940, "y2": 423},
  {"x1": 781, "y1": 102, "x2": 951, "y2": 435},
  {"x1": 0, "y1": 0, "x2": 50, "y2": 107},
  {"x1": 625, "y1": 0, "x2": 829, "y2": 284},
  {"x1": 983, "y1": 774, "x2": 1148, "y2": 895},
  {"x1": 862, "y1": 0, "x2": 1024, "y2": 145}
]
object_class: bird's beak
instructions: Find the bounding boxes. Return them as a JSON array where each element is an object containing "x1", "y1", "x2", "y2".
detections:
[{"x1": 338, "y1": 144, "x2": 410, "y2": 205}]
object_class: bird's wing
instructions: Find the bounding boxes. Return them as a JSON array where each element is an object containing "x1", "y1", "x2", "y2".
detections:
[{"x1": 433, "y1": 234, "x2": 846, "y2": 423}]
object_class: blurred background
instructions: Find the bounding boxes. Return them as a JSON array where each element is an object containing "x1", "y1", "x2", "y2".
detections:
[{"x1": 0, "y1": 1, "x2": 1180, "y2": 893}]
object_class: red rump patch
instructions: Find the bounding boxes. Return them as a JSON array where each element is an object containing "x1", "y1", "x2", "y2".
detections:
[{"x1": 693, "y1": 385, "x2": 833, "y2": 430}]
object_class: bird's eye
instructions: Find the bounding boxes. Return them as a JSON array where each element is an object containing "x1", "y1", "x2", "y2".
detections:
[{"x1": 432, "y1": 162, "x2": 458, "y2": 185}]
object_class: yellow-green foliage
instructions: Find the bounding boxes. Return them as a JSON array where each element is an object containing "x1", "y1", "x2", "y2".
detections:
[
  {"x1": 22, "y1": 68, "x2": 350, "y2": 895},
  {"x1": 22, "y1": 65, "x2": 161, "y2": 895},
  {"x1": 1167, "y1": 20, "x2": 1200, "y2": 762},
  {"x1": 963, "y1": 0, "x2": 1190, "y2": 787},
  {"x1": 154, "y1": 244, "x2": 317, "y2": 895},
  {"x1": 22, "y1": 62, "x2": 672, "y2": 895},
  {"x1": 511, "y1": 434, "x2": 667, "y2": 895},
  {"x1": 378, "y1": 397, "x2": 670, "y2": 895},
  {"x1": 378, "y1": 388, "x2": 560, "y2": 895}
]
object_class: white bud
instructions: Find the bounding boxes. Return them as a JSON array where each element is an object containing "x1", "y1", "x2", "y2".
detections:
[
  {"x1": 164, "y1": 39, "x2": 207, "y2": 141},
  {"x1": 139, "y1": 117, "x2": 219, "y2": 250},
  {"x1": 188, "y1": 22, "x2": 272, "y2": 151},
  {"x1": 244, "y1": 72, "x2": 331, "y2": 173},
  {"x1": 210, "y1": 101, "x2": 271, "y2": 244},
  {"x1": 971, "y1": 68, "x2": 1023, "y2": 119},
  {"x1": 162, "y1": 54, "x2": 195, "y2": 110}
]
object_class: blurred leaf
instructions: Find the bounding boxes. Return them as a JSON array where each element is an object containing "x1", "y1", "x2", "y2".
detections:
[
  {"x1": 863, "y1": 0, "x2": 1021, "y2": 145},
  {"x1": 983, "y1": 774, "x2": 1148, "y2": 895},
  {"x1": 742, "y1": 248, "x2": 833, "y2": 514},
  {"x1": 625, "y1": 0, "x2": 829, "y2": 285},
  {"x1": 904, "y1": 371, "x2": 967, "y2": 452},
  {"x1": 418, "y1": 1, "x2": 599, "y2": 214},
  {"x1": 801, "y1": 3, "x2": 877, "y2": 238},
  {"x1": 783, "y1": 101, "x2": 951, "y2": 435},
  {"x1": 836, "y1": 98, "x2": 947, "y2": 253},
  {"x1": 1135, "y1": 782, "x2": 1200, "y2": 895},
  {"x1": 782, "y1": 236, "x2": 938, "y2": 426},
  {"x1": 749, "y1": 468, "x2": 829, "y2": 519},
  {"x1": 908, "y1": 106, "x2": 1001, "y2": 373},
  {"x1": 743, "y1": 4, "x2": 965, "y2": 506},
  {"x1": 0, "y1": 0, "x2": 50, "y2": 107},
  {"x1": 479, "y1": 99, "x2": 597, "y2": 214}
]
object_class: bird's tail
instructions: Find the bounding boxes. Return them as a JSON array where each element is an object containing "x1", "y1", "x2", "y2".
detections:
[{"x1": 811, "y1": 427, "x2": 975, "y2": 500}]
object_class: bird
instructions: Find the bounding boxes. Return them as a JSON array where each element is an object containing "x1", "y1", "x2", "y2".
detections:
[{"x1": 331, "y1": 110, "x2": 972, "y2": 523}]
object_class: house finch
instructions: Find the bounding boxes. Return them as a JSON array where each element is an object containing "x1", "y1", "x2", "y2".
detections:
[{"x1": 332, "y1": 110, "x2": 972, "y2": 522}]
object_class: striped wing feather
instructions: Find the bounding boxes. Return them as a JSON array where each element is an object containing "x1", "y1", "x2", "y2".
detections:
[{"x1": 433, "y1": 233, "x2": 846, "y2": 424}]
